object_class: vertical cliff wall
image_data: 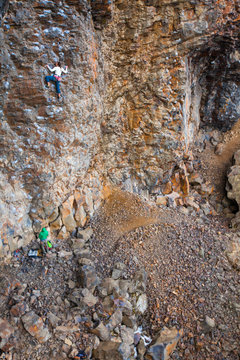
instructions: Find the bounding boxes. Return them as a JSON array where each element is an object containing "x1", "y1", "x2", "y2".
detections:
[
  {"x1": 0, "y1": 0, "x2": 240, "y2": 257},
  {"x1": 100, "y1": 0, "x2": 240, "y2": 191},
  {"x1": 0, "y1": 0, "x2": 105, "y2": 255}
]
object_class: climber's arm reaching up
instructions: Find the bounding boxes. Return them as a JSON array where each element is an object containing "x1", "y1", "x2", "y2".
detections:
[{"x1": 61, "y1": 66, "x2": 68, "y2": 74}]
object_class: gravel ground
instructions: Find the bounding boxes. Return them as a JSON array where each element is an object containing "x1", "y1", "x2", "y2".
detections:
[
  {"x1": 0, "y1": 238, "x2": 96, "y2": 360},
  {"x1": 0, "y1": 193, "x2": 239, "y2": 360},
  {"x1": 91, "y1": 200, "x2": 240, "y2": 360}
]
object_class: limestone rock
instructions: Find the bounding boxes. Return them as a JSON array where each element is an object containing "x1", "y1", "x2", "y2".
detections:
[
  {"x1": 79, "y1": 265, "x2": 100, "y2": 292},
  {"x1": 147, "y1": 327, "x2": 183, "y2": 360},
  {"x1": 22, "y1": 311, "x2": 51, "y2": 343},
  {"x1": 91, "y1": 321, "x2": 110, "y2": 341},
  {"x1": 57, "y1": 226, "x2": 69, "y2": 240},
  {"x1": 68, "y1": 289, "x2": 87, "y2": 308},
  {"x1": 162, "y1": 182, "x2": 172, "y2": 195},
  {"x1": 77, "y1": 227, "x2": 93, "y2": 242},
  {"x1": 78, "y1": 258, "x2": 93, "y2": 266},
  {"x1": 136, "y1": 293, "x2": 148, "y2": 314},
  {"x1": 118, "y1": 326, "x2": 135, "y2": 360},
  {"x1": 58, "y1": 250, "x2": 73, "y2": 258},
  {"x1": 205, "y1": 315, "x2": 215, "y2": 328},
  {"x1": 72, "y1": 238, "x2": 86, "y2": 251},
  {"x1": 186, "y1": 198, "x2": 200, "y2": 211},
  {"x1": 93, "y1": 341, "x2": 123, "y2": 360},
  {"x1": 47, "y1": 312, "x2": 61, "y2": 328},
  {"x1": 122, "y1": 315, "x2": 137, "y2": 329},
  {"x1": 98, "y1": 278, "x2": 120, "y2": 297},
  {"x1": 0, "y1": 318, "x2": 14, "y2": 350},
  {"x1": 74, "y1": 190, "x2": 87, "y2": 227},
  {"x1": 60, "y1": 196, "x2": 77, "y2": 233},
  {"x1": 118, "y1": 280, "x2": 131, "y2": 297},
  {"x1": 102, "y1": 296, "x2": 115, "y2": 314},
  {"x1": 120, "y1": 298, "x2": 133, "y2": 317},
  {"x1": 120, "y1": 325, "x2": 134, "y2": 345},
  {"x1": 107, "y1": 309, "x2": 122, "y2": 330},
  {"x1": 226, "y1": 235, "x2": 240, "y2": 270},
  {"x1": 133, "y1": 268, "x2": 147, "y2": 293},
  {"x1": 50, "y1": 215, "x2": 62, "y2": 232},
  {"x1": 112, "y1": 262, "x2": 126, "y2": 280},
  {"x1": 75, "y1": 205, "x2": 87, "y2": 227},
  {"x1": 82, "y1": 288, "x2": 98, "y2": 307},
  {"x1": 156, "y1": 196, "x2": 168, "y2": 206},
  {"x1": 118, "y1": 342, "x2": 135, "y2": 360},
  {"x1": 137, "y1": 338, "x2": 146, "y2": 360},
  {"x1": 227, "y1": 151, "x2": 240, "y2": 230},
  {"x1": 77, "y1": 249, "x2": 92, "y2": 259},
  {"x1": 47, "y1": 208, "x2": 59, "y2": 223},
  {"x1": 10, "y1": 302, "x2": 27, "y2": 317}
]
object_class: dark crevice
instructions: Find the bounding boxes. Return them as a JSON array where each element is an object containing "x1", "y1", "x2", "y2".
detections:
[
  {"x1": 0, "y1": 0, "x2": 9, "y2": 18},
  {"x1": 191, "y1": 33, "x2": 240, "y2": 132}
]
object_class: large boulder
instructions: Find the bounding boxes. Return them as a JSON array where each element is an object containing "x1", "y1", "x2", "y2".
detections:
[
  {"x1": 225, "y1": 233, "x2": 240, "y2": 270},
  {"x1": 147, "y1": 327, "x2": 183, "y2": 360},
  {"x1": 22, "y1": 311, "x2": 51, "y2": 343},
  {"x1": 227, "y1": 150, "x2": 240, "y2": 229},
  {"x1": 92, "y1": 341, "x2": 123, "y2": 360}
]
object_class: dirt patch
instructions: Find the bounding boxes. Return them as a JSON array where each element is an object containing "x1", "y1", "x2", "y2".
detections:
[{"x1": 93, "y1": 188, "x2": 161, "y2": 239}]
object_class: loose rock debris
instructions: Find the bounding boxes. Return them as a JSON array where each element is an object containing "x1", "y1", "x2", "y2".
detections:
[{"x1": 0, "y1": 207, "x2": 240, "y2": 360}]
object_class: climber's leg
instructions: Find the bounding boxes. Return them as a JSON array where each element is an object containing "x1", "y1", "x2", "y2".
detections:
[
  {"x1": 55, "y1": 80, "x2": 61, "y2": 98},
  {"x1": 45, "y1": 75, "x2": 56, "y2": 87},
  {"x1": 45, "y1": 75, "x2": 54, "y2": 83}
]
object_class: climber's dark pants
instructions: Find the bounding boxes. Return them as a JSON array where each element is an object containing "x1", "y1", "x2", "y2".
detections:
[{"x1": 45, "y1": 75, "x2": 61, "y2": 94}]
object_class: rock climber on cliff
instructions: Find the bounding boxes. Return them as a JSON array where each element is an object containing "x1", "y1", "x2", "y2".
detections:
[{"x1": 45, "y1": 61, "x2": 68, "y2": 99}]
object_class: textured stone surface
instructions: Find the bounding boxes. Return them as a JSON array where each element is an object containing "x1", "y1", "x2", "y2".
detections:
[
  {"x1": 79, "y1": 265, "x2": 100, "y2": 292},
  {"x1": 0, "y1": 318, "x2": 14, "y2": 350},
  {"x1": 0, "y1": 0, "x2": 9, "y2": 18},
  {"x1": 22, "y1": 311, "x2": 51, "y2": 343},
  {"x1": 93, "y1": 341, "x2": 123, "y2": 360},
  {"x1": 227, "y1": 150, "x2": 240, "y2": 229},
  {"x1": 147, "y1": 327, "x2": 183, "y2": 360},
  {"x1": 60, "y1": 195, "x2": 77, "y2": 232},
  {"x1": 82, "y1": 287, "x2": 98, "y2": 307},
  {"x1": 0, "y1": 0, "x2": 104, "y2": 253},
  {"x1": 91, "y1": 321, "x2": 110, "y2": 341},
  {"x1": 136, "y1": 293, "x2": 148, "y2": 314},
  {"x1": 226, "y1": 233, "x2": 240, "y2": 270},
  {"x1": 100, "y1": 0, "x2": 240, "y2": 191},
  {"x1": 107, "y1": 308, "x2": 122, "y2": 330}
]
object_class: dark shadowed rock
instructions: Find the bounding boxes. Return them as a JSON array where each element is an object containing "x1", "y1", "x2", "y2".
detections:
[
  {"x1": 0, "y1": 0, "x2": 9, "y2": 18},
  {"x1": 79, "y1": 265, "x2": 100, "y2": 292}
]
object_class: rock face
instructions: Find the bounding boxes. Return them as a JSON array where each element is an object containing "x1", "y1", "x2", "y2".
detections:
[
  {"x1": 227, "y1": 150, "x2": 240, "y2": 229},
  {"x1": 0, "y1": 1, "x2": 240, "y2": 255},
  {"x1": 100, "y1": 0, "x2": 240, "y2": 189},
  {"x1": 0, "y1": 0, "x2": 104, "y2": 254}
]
